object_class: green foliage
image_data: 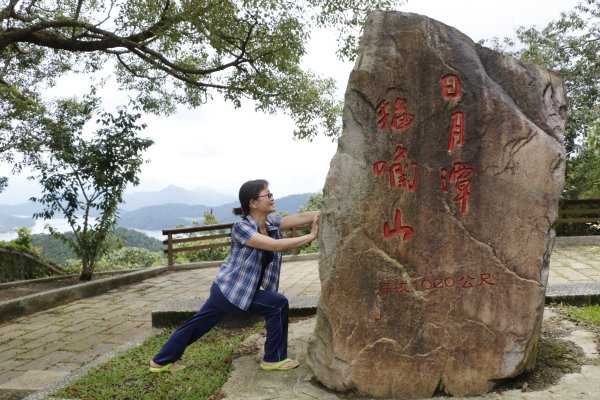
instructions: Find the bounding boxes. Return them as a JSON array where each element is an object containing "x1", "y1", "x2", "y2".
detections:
[
  {"x1": 96, "y1": 247, "x2": 164, "y2": 271},
  {"x1": 113, "y1": 227, "x2": 164, "y2": 252},
  {"x1": 563, "y1": 144, "x2": 600, "y2": 199},
  {"x1": 31, "y1": 233, "x2": 77, "y2": 265},
  {"x1": 51, "y1": 323, "x2": 264, "y2": 400},
  {"x1": 298, "y1": 191, "x2": 323, "y2": 212},
  {"x1": 31, "y1": 229, "x2": 163, "y2": 266},
  {"x1": 13, "y1": 228, "x2": 33, "y2": 251},
  {"x1": 482, "y1": 0, "x2": 600, "y2": 200},
  {"x1": 296, "y1": 192, "x2": 322, "y2": 254},
  {"x1": 0, "y1": 228, "x2": 42, "y2": 259},
  {"x1": 556, "y1": 304, "x2": 600, "y2": 326},
  {"x1": 0, "y1": 0, "x2": 406, "y2": 182},
  {"x1": 23, "y1": 97, "x2": 154, "y2": 280}
]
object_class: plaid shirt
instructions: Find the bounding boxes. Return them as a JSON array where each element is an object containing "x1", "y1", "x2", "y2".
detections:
[{"x1": 214, "y1": 214, "x2": 283, "y2": 310}]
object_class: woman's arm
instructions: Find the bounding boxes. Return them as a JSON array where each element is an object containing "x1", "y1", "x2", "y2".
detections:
[
  {"x1": 246, "y1": 213, "x2": 319, "y2": 252},
  {"x1": 280, "y1": 211, "x2": 319, "y2": 231}
]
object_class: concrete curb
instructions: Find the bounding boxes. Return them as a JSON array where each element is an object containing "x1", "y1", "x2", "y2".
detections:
[
  {"x1": 151, "y1": 295, "x2": 319, "y2": 328},
  {"x1": 546, "y1": 282, "x2": 600, "y2": 306},
  {"x1": 555, "y1": 235, "x2": 600, "y2": 246},
  {"x1": 0, "y1": 268, "x2": 147, "y2": 290}
]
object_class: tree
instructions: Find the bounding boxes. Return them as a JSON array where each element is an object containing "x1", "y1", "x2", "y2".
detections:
[
  {"x1": 27, "y1": 94, "x2": 153, "y2": 280},
  {"x1": 0, "y1": 0, "x2": 405, "y2": 189},
  {"x1": 483, "y1": 0, "x2": 600, "y2": 199}
]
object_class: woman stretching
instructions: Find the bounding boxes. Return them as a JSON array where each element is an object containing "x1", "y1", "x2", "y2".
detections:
[{"x1": 149, "y1": 179, "x2": 319, "y2": 372}]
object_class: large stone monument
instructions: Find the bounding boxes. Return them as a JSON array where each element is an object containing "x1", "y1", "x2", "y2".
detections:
[{"x1": 306, "y1": 11, "x2": 567, "y2": 399}]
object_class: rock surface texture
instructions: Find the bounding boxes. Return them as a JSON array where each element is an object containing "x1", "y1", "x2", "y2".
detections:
[{"x1": 306, "y1": 11, "x2": 567, "y2": 399}]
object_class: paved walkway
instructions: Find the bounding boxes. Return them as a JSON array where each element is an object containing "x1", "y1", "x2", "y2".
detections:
[{"x1": 0, "y1": 241, "x2": 598, "y2": 399}]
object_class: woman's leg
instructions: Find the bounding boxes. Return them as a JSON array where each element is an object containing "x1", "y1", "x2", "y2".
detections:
[
  {"x1": 152, "y1": 283, "x2": 238, "y2": 365},
  {"x1": 247, "y1": 290, "x2": 290, "y2": 363}
]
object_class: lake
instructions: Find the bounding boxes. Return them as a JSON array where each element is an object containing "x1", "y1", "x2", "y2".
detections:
[{"x1": 0, "y1": 217, "x2": 164, "y2": 241}]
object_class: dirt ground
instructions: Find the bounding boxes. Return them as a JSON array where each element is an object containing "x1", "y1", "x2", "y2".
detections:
[{"x1": 494, "y1": 307, "x2": 600, "y2": 393}]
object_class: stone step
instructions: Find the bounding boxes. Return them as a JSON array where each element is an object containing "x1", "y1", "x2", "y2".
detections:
[
  {"x1": 151, "y1": 295, "x2": 319, "y2": 328},
  {"x1": 545, "y1": 282, "x2": 600, "y2": 306}
]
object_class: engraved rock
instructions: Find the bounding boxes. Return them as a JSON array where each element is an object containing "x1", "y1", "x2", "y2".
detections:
[{"x1": 306, "y1": 11, "x2": 566, "y2": 399}]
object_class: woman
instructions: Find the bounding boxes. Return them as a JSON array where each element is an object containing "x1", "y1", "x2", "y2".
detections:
[{"x1": 149, "y1": 179, "x2": 319, "y2": 373}]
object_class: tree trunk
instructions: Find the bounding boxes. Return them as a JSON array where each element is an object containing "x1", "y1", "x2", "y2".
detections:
[{"x1": 79, "y1": 262, "x2": 93, "y2": 281}]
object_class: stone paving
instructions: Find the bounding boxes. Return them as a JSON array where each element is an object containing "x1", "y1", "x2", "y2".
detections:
[
  {"x1": 0, "y1": 259, "x2": 319, "y2": 398},
  {"x1": 548, "y1": 243, "x2": 600, "y2": 284},
  {"x1": 0, "y1": 242, "x2": 598, "y2": 399}
]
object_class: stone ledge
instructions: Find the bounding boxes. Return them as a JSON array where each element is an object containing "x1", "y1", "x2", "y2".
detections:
[
  {"x1": 546, "y1": 282, "x2": 600, "y2": 306},
  {"x1": 555, "y1": 236, "x2": 600, "y2": 246},
  {"x1": 0, "y1": 266, "x2": 171, "y2": 324},
  {"x1": 151, "y1": 295, "x2": 319, "y2": 328}
]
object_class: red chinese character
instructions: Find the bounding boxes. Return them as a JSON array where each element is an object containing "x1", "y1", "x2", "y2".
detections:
[
  {"x1": 390, "y1": 98, "x2": 416, "y2": 132},
  {"x1": 376, "y1": 100, "x2": 390, "y2": 131},
  {"x1": 383, "y1": 209, "x2": 414, "y2": 242},
  {"x1": 441, "y1": 74, "x2": 462, "y2": 99},
  {"x1": 447, "y1": 111, "x2": 465, "y2": 153},
  {"x1": 440, "y1": 162, "x2": 474, "y2": 215},
  {"x1": 393, "y1": 146, "x2": 408, "y2": 162},
  {"x1": 388, "y1": 162, "x2": 419, "y2": 192},
  {"x1": 373, "y1": 160, "x2": 387, "y2": 176},
  {"x1": 458, "y1": 275, "x2": 476, "y2": 288},
  {"x1": 372, "y1": 146, "x2": 418, "y2": 192},
  {"x1": 479, "y1": 273, "x2": 495, "y2": 286},
  {"x1": 395, "y1": 280, "x2": 410, "y2": 293}
]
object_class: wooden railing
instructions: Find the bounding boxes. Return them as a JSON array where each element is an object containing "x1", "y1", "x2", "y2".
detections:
[
  {"x1": 556, "y1": 199, "x2": 600, "y2": 236},
  {"x1": 162, "y1": 199, "x2": 599, "y2": 265},
  {"x1": 162, "y1": 222, "x2": 312, "y2": 266},
  {"x1": 557, "y1": 199, "x2": 600, "y2": 224}
]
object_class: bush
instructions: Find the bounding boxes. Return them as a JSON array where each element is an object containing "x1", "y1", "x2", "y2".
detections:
[{"x1": 96, "y1": 247, "x2": 164, "y2": 271}]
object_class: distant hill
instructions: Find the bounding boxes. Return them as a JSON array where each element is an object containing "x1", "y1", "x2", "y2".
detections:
[
  {"x1": 31, "y1": 228, "x2": 163, "y2": 265},
  {"x1": 1, "y1": 190, "x2": 314, "y2": 232},
  {"x1": 122, "y1": 185, "x2": 236, "y2": 210},
  {"x1": 118, "y1": 204, "x2": 211, "y2": 230},
  {"x1": 0, "y1": 213, "x2": 35, "y2": 233},
  {"x1": 118, "y1": 193, "x2": 313, "y2": 230}
]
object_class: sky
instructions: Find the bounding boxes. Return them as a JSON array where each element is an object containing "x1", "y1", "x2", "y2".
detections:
[{"x1": 0, "y1": 0, "x2": 580, "y2": 204}]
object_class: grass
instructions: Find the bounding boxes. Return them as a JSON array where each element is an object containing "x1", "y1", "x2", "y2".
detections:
[
  {"x1": 555, "y1": 303, "x2": 600, "y2": 326},
  {"x1": 51, "y1": 322, "x2": 264, "y2": 400}
]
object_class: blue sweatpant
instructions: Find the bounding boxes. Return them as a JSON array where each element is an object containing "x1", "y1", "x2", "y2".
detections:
[{"x1": 152, "y1": 282, "x2": 290, "y2": 364}]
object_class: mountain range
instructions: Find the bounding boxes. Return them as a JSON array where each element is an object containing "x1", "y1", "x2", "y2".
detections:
[
  {"x1": 0, "y1": 185, "x2": 314, "y2": 233},
  {"x1": 121, "y1": 185, "x2": 236, "y2": 210}
]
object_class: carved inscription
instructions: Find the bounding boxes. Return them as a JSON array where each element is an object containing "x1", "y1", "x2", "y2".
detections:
[
  {"x1": 440, "y1": 74, "x2": 475, "y2": 216},
  {"x1": 376, "y1": 97, "x2": 416, "y2": 132},
  {"x1": 441, "y1": 74, "x2": 462, "y2": 100},
  {"x1": 378, "y1": 272, "x2": 496, "y2": 295},
  {"x1": 383, "y1": 209, "x2": 414, "y2": 241},
  {"x1": 372, "y1": 146, "x2": 418, "y2": 192},
  {"x1": 440, "y1": 162, "x2": 474, "y2": 215},
  {"x1": 447, "y1": 111, "x2": 465, "y2": 153},
  {"x1": 369, "y1": 74, "x2": 483, "y2": 294}
]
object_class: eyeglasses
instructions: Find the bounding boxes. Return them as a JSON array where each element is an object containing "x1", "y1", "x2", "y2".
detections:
[{"x1": 257, "y1": 192, "x2": 274, "y2": 199}]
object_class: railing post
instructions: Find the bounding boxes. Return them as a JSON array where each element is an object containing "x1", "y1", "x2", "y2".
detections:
[{"x1": 167, "y1": 233, "x2": 174, "y2": 267}]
